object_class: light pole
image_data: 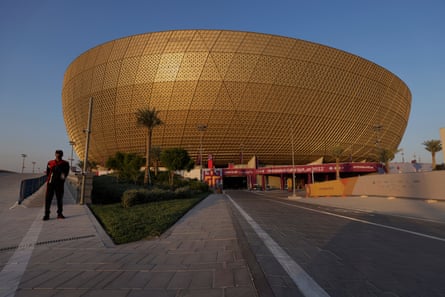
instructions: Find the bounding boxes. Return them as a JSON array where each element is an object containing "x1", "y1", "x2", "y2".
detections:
[
  {"x1": 69, "y1": 140, "x2": 76, "y2": 170},
  {"x1": 288, "y1": 133, "x2": 300, "y2": 199},
  {"x1": 32, "y1": 161, "x2": 36, "y2": 173},
  {"x1": 21, "y1": 154, "x2": 27, "y2": 173},
  {"x1": 80, "y1": 97, "x2": 93, "y2": 205},
  {"x1": 373, "y1": 124, "x2": 383, "y2": 163},
  {"x1": 197, "y1": 124, "x2": 207, "y2": 180},
  {"x1": 239, "y1": 143, "x2": 244, "y2": 164}
]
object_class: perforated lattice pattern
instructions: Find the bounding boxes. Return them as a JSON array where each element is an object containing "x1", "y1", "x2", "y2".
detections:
[{"x1": 62, "y1": 30, "x2": 411, "y2": 166}]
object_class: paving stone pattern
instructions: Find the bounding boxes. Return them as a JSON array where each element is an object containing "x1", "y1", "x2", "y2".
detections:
[{"x1": 0, "y1": 173, "x2": 259, "y2": 297}]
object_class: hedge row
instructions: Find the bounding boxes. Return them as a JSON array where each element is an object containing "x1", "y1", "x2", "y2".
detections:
[
  {"x1": 92, "y1": 175, "x2": 210, "y2": 205},
  {"x1": 92, "y1": 175, "x2": 140, "y2": 204},
  {"x1": 122, "y1": 186, "x2": 200, "y2": 208}
]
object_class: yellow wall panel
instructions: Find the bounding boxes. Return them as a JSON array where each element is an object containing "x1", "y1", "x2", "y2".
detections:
[
  {"x1": 154, "y1": 53, "x2": 184, "y2": 82},
  {"x1": 176, "y1": 52, "x2": 208, "y2": 81},
  {"x1": 135, "y1": 54, "x2": 161, "y2": 84}
]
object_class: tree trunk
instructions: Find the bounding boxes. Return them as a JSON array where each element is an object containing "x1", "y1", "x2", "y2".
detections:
[
  {"x1": 147, "y1": 129, "x2": 152, "y2": 185},
  {"x1": 144, "y1": 129, "x2": 152, "y2": 185},
  {"x1": 432, "y1": 152, "x2": 436, "y2": 170},
  {"x1": 169, "y1": 171, "x2": 174, "y2": 186},
  {"x1": 144, "y1": 132, "x2": 149, "y2": 184}
]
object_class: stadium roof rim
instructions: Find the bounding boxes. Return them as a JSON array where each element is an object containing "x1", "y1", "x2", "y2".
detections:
[{"x1": 68, "y1": 29, "x2": 409, "y2": 87}]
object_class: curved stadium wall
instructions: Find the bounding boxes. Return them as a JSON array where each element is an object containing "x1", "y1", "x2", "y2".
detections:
[{"x1": 62, "y1": 29, "x2": 411, "y2": 167}]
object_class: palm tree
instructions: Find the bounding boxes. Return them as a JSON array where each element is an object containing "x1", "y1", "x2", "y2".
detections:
[
  {"x1": 331, "y1": 145, "x2": 344, "y2": 180},
  {"x1": 77, "y1": 160, "x2": 98, "y2": 173},
  {"x1": 136, "y1": 107, "x2": 164, "y2": 185},
  {"x1": 378, "y1": 148, "x2": 400, "y2": 173},
  {"x1": 422, "y1": 139, "x2": 442, "y2": 170}
]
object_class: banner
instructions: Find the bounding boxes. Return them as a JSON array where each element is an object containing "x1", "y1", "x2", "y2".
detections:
[{"x1": 208, "y1": 154, "x2": 213, "y2": 169}]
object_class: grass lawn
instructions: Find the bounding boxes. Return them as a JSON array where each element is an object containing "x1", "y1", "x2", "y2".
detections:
[{"x1": 89, "y1": 194, "x2": 208, "y2": 244}]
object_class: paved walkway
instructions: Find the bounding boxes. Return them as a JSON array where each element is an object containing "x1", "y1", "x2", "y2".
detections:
[{"x1": 0, "y1": 173, "x2": 259, "y2": 297}]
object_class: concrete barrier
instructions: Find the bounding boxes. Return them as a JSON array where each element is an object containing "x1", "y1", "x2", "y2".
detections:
[
  {"x1": 18, "y1": 175, "x2": 46, "y2": 204},
  {"x1": 305, "y1": 171, "x2": 445, "y2": 200},
  {"x1": 353, "y1": 171, "x2": 445, "y2": 200},
  {"x1": 306, "y1": 178, "x2": 358, "y2": 197}
]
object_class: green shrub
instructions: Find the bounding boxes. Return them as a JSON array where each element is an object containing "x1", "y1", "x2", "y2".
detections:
[
  {"x1": 94, "y1": 173, "x2": 210, "y2": 206},
  {"x1": 121, "y1": 189, "x2": 149, "y2": 208},
  {"x1": 122, "y1": 187, "x2": 172, "y2": 208},
  {"x1": 174, "y1": 186, "x2": 191, "y2": 199},
  {"x1": 92, "y1": 175, "x2": 140, "y2": 204},
  {"x1": 121, "y1": 186, "x2": 201, "y2": 208},
  {"x1": 435, "y1": 163, "x2": 445, "y2": 170},
  {"x1": 189, "y1": 180, "x2": 210, "y2": 193},
  {"x1": 147, "y1": 188, "x2": 169, "y2": 202},
  {"x1": 105, "y1": 152, "x2": 145, "y2": 184},
  {"x1": 152, "y1": 171, "x2": 170, "y2": 184}
]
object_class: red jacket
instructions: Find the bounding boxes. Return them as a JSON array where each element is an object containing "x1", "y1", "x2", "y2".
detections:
[{"x1": 46, "y1": 159, "x2": 70, "y2": 184}]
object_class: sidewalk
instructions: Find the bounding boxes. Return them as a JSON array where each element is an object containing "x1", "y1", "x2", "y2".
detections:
[{"x1": 0, "y1": 173, "x2": 259, "y2": 297}]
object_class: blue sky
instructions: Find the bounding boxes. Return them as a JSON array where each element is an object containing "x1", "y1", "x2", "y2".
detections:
[{"x1": 0, "y1": 0, "x2": 444, "y2": 172}]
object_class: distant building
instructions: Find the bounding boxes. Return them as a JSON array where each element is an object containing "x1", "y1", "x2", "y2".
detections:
[{"x1": 62, "y1": 30, "x2": 411, "y2": 168}]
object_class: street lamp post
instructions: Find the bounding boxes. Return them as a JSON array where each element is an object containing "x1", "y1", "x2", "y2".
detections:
[
  {"x1": 197, "y1": 124, "x2": 207, "y2": 180},
  {"x1": 373, "y1": 124, "x2": 383, "y2": 150},
  {"x1": 372, "y1": 124, "x2": 383, "y2": 165},
  {"x1": 288, "y1": 134, "x2": 300, "y2": 199},
  {"x1": 69, "y1": 140, "x2": 76, "y2": 170},
  {"x1": 80, "y1": 97, "x2": 93, "y2": 205},
  {"x1": 21, "y1": 154, "x2": 27, "y2": 173}
]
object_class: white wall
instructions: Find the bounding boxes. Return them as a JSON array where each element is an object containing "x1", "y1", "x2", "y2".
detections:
[{"x1": 352, "y1": 171, "x2": 445, "y2": 200}]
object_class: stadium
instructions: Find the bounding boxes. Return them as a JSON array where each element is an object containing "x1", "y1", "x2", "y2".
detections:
[{"x1": 62, "y1": 29, "x2": 411, "y2": 185}]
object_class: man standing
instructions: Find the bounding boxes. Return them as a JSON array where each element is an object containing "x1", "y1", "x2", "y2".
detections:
[{"x1": 43, "y1": 150, "x2": 70, "y2": 221}]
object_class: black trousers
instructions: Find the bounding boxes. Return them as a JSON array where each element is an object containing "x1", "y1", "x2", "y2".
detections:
[{"x1": 45, "y1": 182, "x2": 64, "y2": 216}]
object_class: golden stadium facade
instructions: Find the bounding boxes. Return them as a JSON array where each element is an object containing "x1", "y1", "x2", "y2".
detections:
[{"x1": 62, "y1": 30, "x2": 411, "y2": 167}]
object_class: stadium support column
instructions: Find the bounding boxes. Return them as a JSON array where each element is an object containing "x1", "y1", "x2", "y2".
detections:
[{"x1": 80, "y1": 97, "x2": 93, "y2": 205}]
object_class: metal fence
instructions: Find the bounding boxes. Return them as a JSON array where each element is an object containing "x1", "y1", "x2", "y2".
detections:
[{"x1": 19, "y1": 175, "x2": 47, "y2": 204}]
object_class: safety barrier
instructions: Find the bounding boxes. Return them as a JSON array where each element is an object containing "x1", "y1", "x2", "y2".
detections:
[{"x1": 19, "y1": 175, "x2": 47, "y2": 204}]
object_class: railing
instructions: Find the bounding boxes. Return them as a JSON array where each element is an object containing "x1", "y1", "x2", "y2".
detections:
[
  {"x1": 66, "y1": 175, "x2": 81, "y2": 203},
  {"x1": 19, "y1": 175, "x2": 47, "y2": 204}
]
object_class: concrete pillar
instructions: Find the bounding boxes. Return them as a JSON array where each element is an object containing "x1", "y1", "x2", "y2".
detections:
[
  {"x1": 280, "y1": 173, "x2": 285, "y2": 190},
  {"x1": 261, "y1": 175, "x2": 266, "y2": 191},
  {"x1": 77, "y1": 173, "x2": 95, "y2": 204}
]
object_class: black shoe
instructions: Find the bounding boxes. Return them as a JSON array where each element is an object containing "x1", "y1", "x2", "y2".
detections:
[
  {"x1": 43, "y1": 216, "x2": 49, "y2": 221},
  {"x1": 57, "y1": 214, "x2": 65, "y2": 219}
]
